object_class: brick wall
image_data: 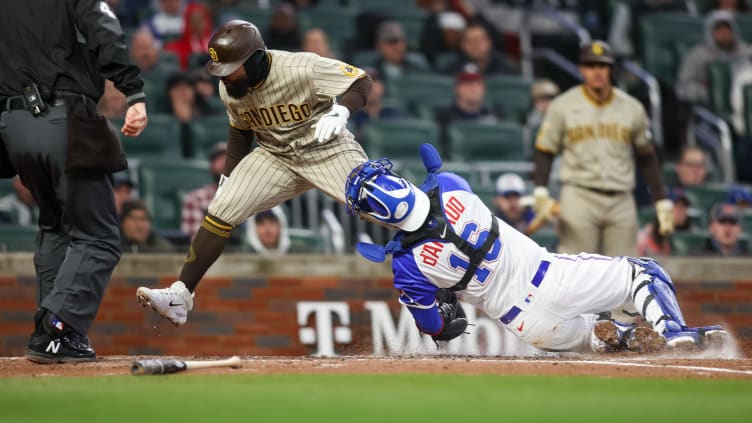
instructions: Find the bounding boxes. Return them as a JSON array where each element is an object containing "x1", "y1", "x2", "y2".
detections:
[{"x1": 0, "y1": 255, "x2": 750, "y2": 357}]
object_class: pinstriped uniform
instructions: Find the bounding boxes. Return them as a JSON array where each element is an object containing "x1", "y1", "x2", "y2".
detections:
[{"x1": 208, "y1": 50, "x2": 368, "y2": 226}]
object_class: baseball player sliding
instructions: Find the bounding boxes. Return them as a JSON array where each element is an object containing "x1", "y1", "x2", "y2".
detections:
[
  {"x1": 345, "y1": 144, "x2": 727, "y2": 353},
  {"x1": 136, "y1": 20, "x2": 372, "y2": 324}
]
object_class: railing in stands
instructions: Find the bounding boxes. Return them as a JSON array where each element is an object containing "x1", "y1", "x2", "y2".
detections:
[
  {"x1": 620, "y1": 60, "x2": 665, "y2": 148},
  {"x1": 688, "y1": 106, "x2": 736, "y2": 184}
]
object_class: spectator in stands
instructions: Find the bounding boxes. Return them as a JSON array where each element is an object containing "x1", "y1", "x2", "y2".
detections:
[
  {"x1": 373, "y1": 21, "x2": 431, "y2": 82},
  {"x1": 637, "y1": 188, "x2": 693, "y2": 256},
  {"x1": 130, "y1": 27, "x2": 176, "y2": 75},
  {"x1": 420, "y1": 10, "x2": 467, "y2": 68},
  {"x1": 709, "y1": 0, "x2": 750, "y2": 13},
  {"x1": 436, "y1": 64, "x2": 497, "y2": 151},
  {"x1": 676, "y1": 10, "x2": 752, "y2": 104},
  {"x1": 181, "y1": 142, "x2": 227, "y2": 239},
  {"x1": 703, "y1": 202, "x2": 748, "y2": 255},
  {"x1": 350, "y1": 68, "x2": 406, "y2": 138},
  {"x1": 0, "y1": 176, "x2": 37, "y2": 226},
  {"x1": 166, "y1": 72, "x2": 213, "y2": 123},
  {"x1": 608, "y1": 0, "x2": 690, "y2": 58},
  {"x1": 143, "y1": 0, "x2": 185, "y2": 45},
  {"x1": 526, "y1": 78, "x2": 560, "y2": 129},
  {"x1": 493, "y1": 173, "x2": 534, "y2": 233},
  {"x1": 265, "y1": 3, "x2": 301, "y2": 51},
  {"x1": 674, "y1": 146, "x2": 709, "y2": 188},
  {"x1": 112, "y1": 172, "x2": 135, "y2": 219},
  {"x1": 245, "y1": 207, "x2": 290, "y2": 255},
  {"x1": 302, "y1": 28, "x2": 335, "y2": 59},
  {"x1": 120, "y1": 200, "x2": 176, "y2": 253},
  {"x1": 445, "y1": 21, "x2": 517, "y2": 77},
  {"x1": 98, "y1": 80, "x2": 128, "y2": 120},
  {"x1": 164, "y1": 2, "x2": 214, "y2": 70}
]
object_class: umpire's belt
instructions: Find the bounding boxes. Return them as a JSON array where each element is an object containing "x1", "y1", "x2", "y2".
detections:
[
  {"x1": 0, "y1": 94, "x2": 74, "y2": 113},
  {"x1": 499, "y1": 260, "x2": 550, "y2": 325}
]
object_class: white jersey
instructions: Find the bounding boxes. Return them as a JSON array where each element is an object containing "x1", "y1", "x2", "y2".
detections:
[{"x1": 392, "y1": 173, "x2": 549, "y2": 319}]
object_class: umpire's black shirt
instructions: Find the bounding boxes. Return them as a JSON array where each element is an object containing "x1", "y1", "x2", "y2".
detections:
[{"x1": 0, "y1": 0, "x2": 145, "y2": 104}]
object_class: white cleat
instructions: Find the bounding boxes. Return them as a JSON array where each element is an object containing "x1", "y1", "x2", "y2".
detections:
[{"x1": 136, "y1": 281, "x2": 194, "y2": 326}]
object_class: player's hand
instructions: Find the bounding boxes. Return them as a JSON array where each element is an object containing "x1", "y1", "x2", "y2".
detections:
[
  {"x1": 122, "y1": 102, "x2": 148, "y2": 137},
  {"x1": 655, "y1": 198, "x2": 674, "y2": 235},
  {"x1": 312, "y1": 104, "x2": 349, "y2": 143},
  {"x1": 532, "y1": 186, "x2": 552, "y2": 217}
]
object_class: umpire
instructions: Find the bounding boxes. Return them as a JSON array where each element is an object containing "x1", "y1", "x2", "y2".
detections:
[{"x1": 0, "y1": 1, "x2": 148, "y2": 363}]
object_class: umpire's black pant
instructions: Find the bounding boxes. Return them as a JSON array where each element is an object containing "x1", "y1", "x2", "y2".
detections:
[{"x1": 0, "y1": 101, "x2": 120, "y2": 335}]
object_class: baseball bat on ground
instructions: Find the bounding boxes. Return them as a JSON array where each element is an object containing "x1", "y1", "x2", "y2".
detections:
[{"x1": 131, "y1": 356, "x2": 242, "y2": 376}]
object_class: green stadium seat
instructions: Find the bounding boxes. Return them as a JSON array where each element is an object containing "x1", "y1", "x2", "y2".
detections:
[
  {"x1": 349, "y1": 50, "x2": 379, "y2": 68},
  {"x1": 640, "y1": 14, "x2": 703, "y2": 84},
  {"x1": 670, "y1": 231, "x2": 709, "y2": 255},
  {"x1": 215, "y1": 6, "x2": 274, "y2": 31},
  {"x1": 0, "y1": 225, "x2": 38, "y2": 252},
  {"x1": 288, "y1": 228, "x2": 325, "y2": 253},
  {"x1": 472, "y1": 184, "x2": 496, "y2": 210},
  {"x1": 745, "y1": 84, "x2": 752, "y2": 140},
  {"x1": 362, "y1": 119, "x2": 439, "y2": 160},
  {"x1": 117, "y1": 114, "x2": 182, "y2": 161},
  {"x1": 189, "y1": 115, "x2": 230, "y2": 159},
  {"x1": 299, "y1": 6, "x2": 357, "y2": 44},
  {"x1": 387, "y1": 8, "x2": 428, "y2": 50},
  {"x1": 706, "y1": 60, "x2": 733, "y2": 120},
  {"x1": 737, "y1": 14, "x2": 752, "y2": 43},
  {"x1": 637, "y1": 207, "x2": 656, "y2": 226},
  {"x1": 433, "y1": 51, "x2": 460, "y2": 72},
  {"x1": 447, "y1": 121, "x2": 525, "y2": 161},
  {"x1": 683, "y1": 184, "x2": 729, "y2": 214},
  {"x1": 485, "y1": 76, "x2": 532, "y2": 123},
  {"x1": 386, "y1": 74, "x2": 454, "y2": 118},
  {"x1": 141, "y1": 70, "x2": 172, "y2": 114},
  {"x1": 138, "y1": 160, "x2": 212, "y2": 231},
  {"x1": 530, "y1": 228, "x2": 558, "y2": 252},
  {"x1": 352, "y1": 0, "x2": 417, "y2": 10}
]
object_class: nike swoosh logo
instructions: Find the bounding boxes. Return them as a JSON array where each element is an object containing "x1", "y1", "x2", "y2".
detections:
[
  {"x1": 440, "y1": 225, "x2": 447, "y2": 238},
  {"x1": 516, "y1": 321, "x2": 525, "y2": 332},
  {"x1": 169, "y1": 301, "x2": 183, "y2": 307}
]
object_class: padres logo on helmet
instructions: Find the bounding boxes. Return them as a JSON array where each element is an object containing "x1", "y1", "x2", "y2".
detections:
[{"x1": 209, "y1": 47, "x2": 219, "y2": 62}]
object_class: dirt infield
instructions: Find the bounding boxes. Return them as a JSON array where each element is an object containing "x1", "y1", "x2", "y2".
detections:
[{"x1": 2, "y1": 355, "x2": 751, "y2": 380}]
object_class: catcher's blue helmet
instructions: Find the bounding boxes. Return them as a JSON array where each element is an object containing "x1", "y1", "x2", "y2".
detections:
[{"x1": 345, "y1": 159, "x2": 430, "y2": 232}]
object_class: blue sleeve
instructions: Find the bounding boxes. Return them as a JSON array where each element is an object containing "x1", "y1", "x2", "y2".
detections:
[
  {"x1": 437, "y1": 173, "x2": 473, "y2": 194},
  {"x1": 392, "y1": 251, "x2": 444, "y2": 335}
]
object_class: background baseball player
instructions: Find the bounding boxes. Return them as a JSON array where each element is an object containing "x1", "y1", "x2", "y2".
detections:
[
  {"x1": 345, "y1": 144, "x2": 727, "y2": 353},
  {"x1": 533, "y1": 40, "x2": 673, "y2": 257},
  {"x1": 136, "y1": 20, "x2": 372, "y2": 325}
]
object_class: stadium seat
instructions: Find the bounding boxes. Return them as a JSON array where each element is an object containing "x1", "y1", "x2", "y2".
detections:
[
  {"x1": 684, "y1": 184, "x2": 729, "y2": 213},
  {"x1": 349, "y1": 50, "x2": 380, "y2": 68},
  {"x1": 288, "y1": 228, "x2": 325, "y2": 253},
  {"x1": 362, "y1": 119, "x2": 439, "y2": 160},
  {"x1": 640, "y1": 14, "x2": 703, "y2": 85},
  {"x1": 737, "y1": 14, "x2": 752, "y2": 43},
  {"x1": 141, "y1": 70, "x2": 172, "y2": 114},
  {"x1": 706, "y1": 60, "x2": 732, "y2": 120},
  {"x1": 189, "y1": 115, "x2": 230, "y2": 159},
  {"x1": 299, "y1": 6, "x2": 357, "y2": 44},
  {"x1": 529, "y1": 228, "x2": 558, "y2": 252},
  {"x1": 485, "y1": 76, "x2": 532, "y2": 123},
  {"x1": 447, "y1": 121, "x2": 525, "y2": 161},
  {"x1": 0, "y1": 225, "x2": 37, "y2": 252},
  {"x1": 138, "y1": 159, "x2": 212, "y2": 231},
  {"x1": 386, "y1": 74, "x2": 454, "y2": 118},
  {"x1": 670, "y1": 231, "x2": 709, "y2": 255},
  {"x1": 117, "y1": 114, "x2": 182, "y2": 161},
  {"x1": 214, "y1": 6, "x2": 274, "y2": 30}
]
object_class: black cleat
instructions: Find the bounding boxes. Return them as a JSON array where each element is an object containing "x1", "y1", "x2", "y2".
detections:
[{"x1": 26, "y1": 332, "x2": 96, "y2": 364}]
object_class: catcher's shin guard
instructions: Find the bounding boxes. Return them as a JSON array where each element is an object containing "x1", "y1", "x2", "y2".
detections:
[{"x1": 627, "y1": 258, "x2": 686, "y2": 335}]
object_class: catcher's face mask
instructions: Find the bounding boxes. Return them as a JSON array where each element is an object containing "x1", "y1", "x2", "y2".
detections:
[{"x1": 345, "y1": 159, "x2": 430, "y2": 232}]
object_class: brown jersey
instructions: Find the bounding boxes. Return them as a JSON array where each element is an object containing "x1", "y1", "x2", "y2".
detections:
[
  {"x1": 535, "y1": 86, "x2": 652, "y2": 192},
  {"x1": 219, "y1": 50, "x2": 365, "y2": 155}
]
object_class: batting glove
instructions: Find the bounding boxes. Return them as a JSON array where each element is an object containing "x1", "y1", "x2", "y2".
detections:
[
  {"x1": 655, "y1": 198, "x2": 674, "y2": 235},
  {"x1": 313, "y1": 104, "x2": 349, "y2": 143},
  {"x1": 532, "y1": 186, "x2": 552, "y2": 216}
]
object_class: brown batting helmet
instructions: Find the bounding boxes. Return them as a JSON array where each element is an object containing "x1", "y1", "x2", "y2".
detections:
[
  {"x1": 205, "y1": 20, "x2": 266, "y2": 77},
  {"x1": 578, "y1": 40, "x2": 614, "y2": 66}
]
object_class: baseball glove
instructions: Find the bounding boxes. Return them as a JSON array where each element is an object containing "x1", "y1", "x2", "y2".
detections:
[{"x1": 432, "y1": 289, "x2": 468, "y2": 342}]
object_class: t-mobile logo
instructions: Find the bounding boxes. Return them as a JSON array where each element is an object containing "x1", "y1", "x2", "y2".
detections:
[{"x1": 297, "y1": 302, "x2": 352, "y2": 357}]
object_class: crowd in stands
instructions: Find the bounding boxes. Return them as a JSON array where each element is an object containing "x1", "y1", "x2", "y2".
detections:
[{"x1": 1, "y1": 0, "x2": 751, "y2": 257}]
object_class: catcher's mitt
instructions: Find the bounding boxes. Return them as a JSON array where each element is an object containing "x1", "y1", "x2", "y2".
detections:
[{"x1": 432, "y1": 289, "x2": 468, "y2": 341}]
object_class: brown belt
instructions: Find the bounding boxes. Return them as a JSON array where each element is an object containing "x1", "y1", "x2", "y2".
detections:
[{"x1": 577, "y1": 185, "x2": 625, "y2": 196}]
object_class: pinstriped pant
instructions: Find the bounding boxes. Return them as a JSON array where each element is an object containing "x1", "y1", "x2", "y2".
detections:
[{"x1": 208, "y1": 137, "x2": 368, "y2": 226}]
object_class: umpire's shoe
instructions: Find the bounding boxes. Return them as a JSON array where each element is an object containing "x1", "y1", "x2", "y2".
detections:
[
  {"x1": 25, "y1": 310, "x2": 96, "y2": 364},
  {"x1": 136, "y1": 281, "x2": 193, "y2": 326}
]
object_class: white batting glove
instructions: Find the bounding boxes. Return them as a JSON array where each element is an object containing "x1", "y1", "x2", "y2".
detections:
[
  {"x1": 655, "y1": 198, "x2": 674, "y2": 235},
  {"x1": 313, "y1": 104, "x2": 349, "y2": 143},
  {"x1": 532, "y1": 186, "x2": 551, "y2": 216}
]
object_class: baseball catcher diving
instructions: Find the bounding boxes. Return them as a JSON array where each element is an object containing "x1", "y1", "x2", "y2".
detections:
[{"x1": 345, "y1": 144, "x2": 728, "y2": 353}]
